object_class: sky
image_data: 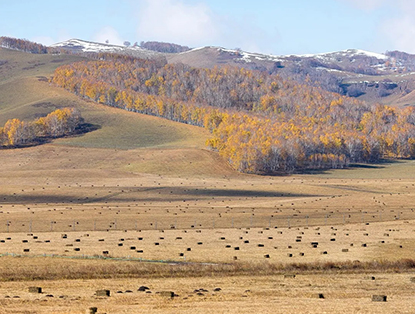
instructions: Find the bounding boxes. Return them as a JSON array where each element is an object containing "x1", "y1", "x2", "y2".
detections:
[{"x1": 0, "y1": 0, "x2": 414, "y2": 55}]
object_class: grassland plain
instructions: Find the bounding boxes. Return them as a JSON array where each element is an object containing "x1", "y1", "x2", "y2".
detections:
[{"x1": 1, "y1": 47, "x2": 415, "y2": 313}]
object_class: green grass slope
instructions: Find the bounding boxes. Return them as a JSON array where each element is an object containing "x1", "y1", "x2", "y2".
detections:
[{"x1": 0, "y1": 48, "x2": 210, "y2": 150}]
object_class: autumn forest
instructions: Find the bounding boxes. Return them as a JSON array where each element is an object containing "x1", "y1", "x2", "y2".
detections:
[{"x1": 48, "y1": 53, "x2": 415, "y2": 174}]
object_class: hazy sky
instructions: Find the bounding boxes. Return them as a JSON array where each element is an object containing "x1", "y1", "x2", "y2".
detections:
[{"x1": 0, "y1": 0, "x2": 414, "y2": 55}]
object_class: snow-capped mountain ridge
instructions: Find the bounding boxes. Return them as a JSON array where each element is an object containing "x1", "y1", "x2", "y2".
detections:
[{"x1": 51, "y1": 38, "x2": 160, "y2": 57}]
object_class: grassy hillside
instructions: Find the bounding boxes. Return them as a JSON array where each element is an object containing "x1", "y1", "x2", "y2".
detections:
[{"x1": 0, "y1": 48, "x2": 210, "y2": 150}]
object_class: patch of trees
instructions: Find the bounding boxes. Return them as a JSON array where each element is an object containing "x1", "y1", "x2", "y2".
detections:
[
  {"x1": 52, "y1": 58, "x2": 415, "y2": 173},
  {"x1": 140, "y1": 41, "x2": 191, "y2": 53},
  {"x1": 0, "y1": 36, "x2": 63, "y2": 54},
  {"x1": 0, "y1": 108, "x2": 83, "y2": 147}
]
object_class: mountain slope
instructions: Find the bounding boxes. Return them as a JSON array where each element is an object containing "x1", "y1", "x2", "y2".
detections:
[
  {"x1": 48, "y1": 38, "x2": 415, "y2": 106},
  {"x1": 51, "y1": 38, "x2": 164, "y2": 59}
]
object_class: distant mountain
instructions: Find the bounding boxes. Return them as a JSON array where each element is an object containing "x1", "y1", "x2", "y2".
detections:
[
  {"x1": 49, "y1": 38, "x2": 415, "y2": 106},
  {"x1": 50, "y1": 38, "x2": 163, "y2": 58}
]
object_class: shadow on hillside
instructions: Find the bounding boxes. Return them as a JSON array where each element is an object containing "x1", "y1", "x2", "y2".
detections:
[
  {"x1": 73, "y1": 122, "x2": 101, "y2": 136},
  {"x1": 297, "y1": 159, "x2": 405, "y2": 176},
  {"x1": 159, "y1": 187, "x2": 320, "y2": 198}
]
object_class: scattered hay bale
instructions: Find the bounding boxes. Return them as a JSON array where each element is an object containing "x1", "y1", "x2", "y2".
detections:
[
  {"x1": 234, "y1": 247, "x2": 240, "y2": 250},
  {"x1": 88, "y1": 307, "x2": 98, "y2": 314},
  {"x1": 186, "y1": 248, "x2": 191, "y2": 251},
  {"x1": 287, "y1": 253, "x2": 293, "y2": 257},
  {"x1": 138, "y1": 286, "x2": 150, "y2": 292},
  {"x1": 28, "y1": 287, "x2": 42, "y2": 293},
  {"x1": 372, "y1": 295, "x2": 387, "y2": 302},
  {"x1": 23, "y1": 249, "x2": 30, "y2": 252},
  {"x1": 299, "y1": 252, "x2": 305, "y2": 256},
  {"x1": 361, "y1": 243, "x2": 367, "y2": 247},
  {"x1": 136, "y1": 250, "x2": 143, "y2": 253},
  {"x1": 317, "y1": 293, "x2": 325, "y2": 299},
  {"x1": 264, "y1": 254, "x2": 270, "y2": 258},
  {"x1": 257, "y1": 244, "x2": 264, "y2": 247},
  {"x1": 118, "y1": 243, "x2": 123, "y2": 247},
  {"x1": 61, "y1": 234, "x2": 67, "y2": 239},
  {"x1": 342, "y1": 249, "x2": 349, "y2": 252},
  {"x1": 284, "y1": 274, "x2": 296, "y2": 278},
  {"x1": 96, "y1": 290, "x2": 110, "y2": 297},
  {"x1": 130, "y1": 246, "x2": 136, "y2": 250},
  {"x1": 321, "y1": 251, "x2": 328, "y2": 255},
  {"x1": 213, "y1": 288, "x2": 222, "y2": 292},
  {"x1": 74, "y1": 248, "x2": 80, "y2": 251},
  {"x1": 102, "y1": 251, "x2": 109, "y2": 255}
]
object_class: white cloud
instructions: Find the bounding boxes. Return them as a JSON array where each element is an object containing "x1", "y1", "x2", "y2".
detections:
[
  {"x1": 382, "y1": 15, "x2": 415, "y2": 53},
  {"x1": 342, "y1": 0, "x2": 415, "y2": 53},
  {"x1": 93, "y1": 26, "x2": 124, "y2": 45},
  {"x1": 136, "y1": 0, "x2": 218, "y2": 47},
  {"x1": 135, "y1": 0, "x2": 277, "y2": 53}
]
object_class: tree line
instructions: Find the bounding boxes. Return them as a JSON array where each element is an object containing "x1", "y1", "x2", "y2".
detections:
[
  {"x1": 0, "y1": 108, "x2": 83, "y2": 147},
  {"x1": 0, "y1": 36, "x2": 62, "y2": 54},
  {"x1": 51, "y1": 57, "x2": 415, "y2": 173}
]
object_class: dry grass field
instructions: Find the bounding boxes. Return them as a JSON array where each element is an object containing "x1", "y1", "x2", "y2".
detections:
[{"x1": 1, "y1": 47, "x2": 415, "y2": 313}]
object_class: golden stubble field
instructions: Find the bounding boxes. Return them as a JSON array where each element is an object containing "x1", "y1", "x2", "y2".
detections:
[{"x1": 0, "y1": 143, "x2": 415, "y2": 313}]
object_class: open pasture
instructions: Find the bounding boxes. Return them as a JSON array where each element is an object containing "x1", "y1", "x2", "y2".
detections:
[
  {"x1": 1, "y1": 256, "x2": 415, "y2": 313},
  {"x1": 2, "y1": 47, "x2": 415, "y2": 313}
]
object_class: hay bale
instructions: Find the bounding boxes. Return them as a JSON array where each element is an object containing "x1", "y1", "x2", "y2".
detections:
[
  {"x1": 317, "y1": 293, "x2": 325, "y2": 299},
  {"x1": 96, "y1": 290, "x2": 110, "y2": 297},
  {"x1": 28, "y1": 287, "x2": 42, "y2": 293},
  {"x1": 61, "y1": 234, "x2": 67, "y2": 239},
  {"x1": 23, "y1": 249, "x2": 30, "y2": 252},
  {"x1": 372, "y1": 295, "x2": 387, "y2": 302},
  {"x1": 284, "y1": 274, "x2": 296, "y2": 278},
  {"x1": 138, "y1": 286, "x2": 150, "y2": 292},
  {"x1": 88, "y1": 307, "x2": 98, "y2": 314},
  {"x1": 342, "y1": 249, "x2": 349, "y2": 252}
]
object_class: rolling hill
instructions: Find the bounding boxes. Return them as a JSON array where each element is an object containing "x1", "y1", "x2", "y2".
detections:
[{"x1": 49, "y1": 38, "x2": 415, "y2": 107}]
